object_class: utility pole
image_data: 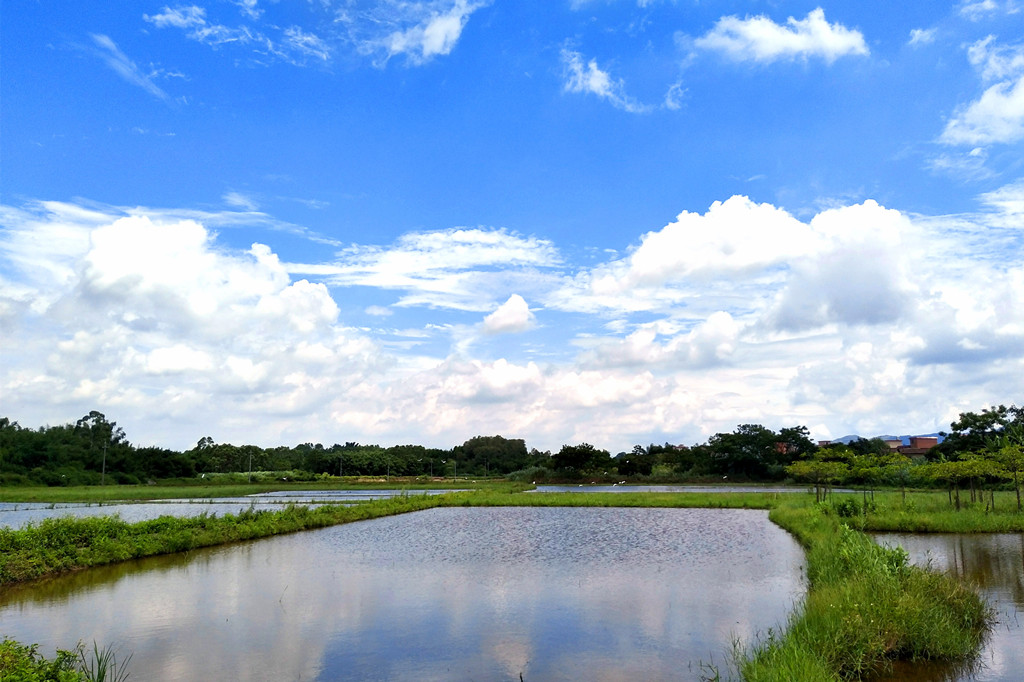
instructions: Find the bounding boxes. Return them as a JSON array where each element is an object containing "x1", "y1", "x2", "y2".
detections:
[{"x1": 101, "y1": 443, "x2": 107, "y2": 486}]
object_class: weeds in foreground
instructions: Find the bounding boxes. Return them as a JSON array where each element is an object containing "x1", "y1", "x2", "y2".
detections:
[
  {"x1": 77, "y1": 642, "x2": 132, "y2": 682},
  {"x1": 0, "y1": 638, "x2": 131, "y2": 682}
]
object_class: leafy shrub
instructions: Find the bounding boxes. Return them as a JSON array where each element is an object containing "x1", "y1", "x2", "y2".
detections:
[
  {"x1": 0, "y1": 638, "x2": 83, "y2": 681},
  {"x1": 505, "y1": 466, "x2": 552, "y2": 482}
]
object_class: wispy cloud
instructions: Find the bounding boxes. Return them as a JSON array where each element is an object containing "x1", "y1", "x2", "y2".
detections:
[
  {"x1": 143, "y1": 5, "x2": 206, "y2": 29},
  {"x1": 90, "y1": 34, "x2": 169, "y2": 100},
  {"x1": 223, "y1": 191, "x2": 259, "y2": 211},
  {"x1": 959, "y1": 0, "x2": 1004, "y2": 21},
  {"x1": 315, "y1": 227, "x2": 561, "y2": 312},
  {"x1": 560, "y1": 48, "x2": 650, "y2": 113},
  {"x1": 146, "y1": 1, "x2": 487, "y2": 67},
  {"x1": 693, "y1": 8, "x2": 869, "y2": 64},
  {"x1": 908, "y1": 28, "x2": 937, "y2": 47}
]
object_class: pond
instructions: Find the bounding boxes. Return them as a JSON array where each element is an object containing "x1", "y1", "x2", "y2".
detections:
[
  {"x1": 0, "y1": 507, "x2": 804, "y2": 681},
  {"x1": 872, "y1": 533, "x2": 1024, "y2": 682},
  {"x1": 0, "y1": 490, "x2": 458, "y2": 529}
]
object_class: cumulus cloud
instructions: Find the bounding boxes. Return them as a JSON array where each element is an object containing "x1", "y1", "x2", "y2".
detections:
[
  {"x1": 764, "y1": 201, "x2": 916, "y2": 330},
  {"x1": 0, "y1": 201, "x2": 386, "y2": 446},
  {"x1": 942, "y1": 74, "x2": 1024, "y2": 145},
  {"x1": 560, "y1": 49, "x2": 650, "y2": 113},
  {"x1": 942, "y1": 36, "x2": 1024, "y2": 146},
  {"x1": 481, "y1": 294, "x2": 535, "y2": 334},
  {"x1": 378, "y1": 0, "x2": 483, "y2": 64},
  {"x1": 2, "y1": 195, "x2": 1022, "y2": 453},
  {"x1": 693, "y1": 8, "x2": 869, "y2": 64}
]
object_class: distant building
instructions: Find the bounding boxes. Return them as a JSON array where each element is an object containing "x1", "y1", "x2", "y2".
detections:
[
  {"x1": 817, "y1": 440, "x2": 832, "y2": 447},
  {"x1": 898, "y1": 436, "x2": 939, "y2": 457},
  {"x1": 883, "y1": 439, "x2": 902, "y2": 450}
]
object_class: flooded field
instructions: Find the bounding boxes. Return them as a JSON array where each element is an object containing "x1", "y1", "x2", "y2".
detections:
[
  {"x1": 0, "y1": 489, "x2": 457, "y2": 529},
  {"x1": 0, "y1": 507, "x2": 804, "y2": 681}
]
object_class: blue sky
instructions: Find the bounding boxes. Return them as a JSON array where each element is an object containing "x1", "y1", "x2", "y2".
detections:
[{"x1": 2, "y1": 0, "x2": 1023, "y2": 453}]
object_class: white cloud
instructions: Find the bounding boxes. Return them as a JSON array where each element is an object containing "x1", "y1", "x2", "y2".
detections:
[
  {"x1": 561, "y1": 49, "x2": 650, "y2": 113},
  {"x1": 941, "y1": 74, "x2": 1024, "y2": 145},
  {"x1": 959, "y1": 0, "x2": 1002, "y2": 20},
  {"x1": 979, "y1": 178, "x2": 1024, "y2": 215},
  {"x1": 2, "y1": 195, "x2": 1022, "y2": 453},
  {"x1": 482, "y1": 294, "x2": 535, "y2": 334},
  {"x1": 145, "y1": 1, "x2": 488, "y2": 67},
  {"x1": 284, "y1": 27, "x2": 331, "y2": 61},
  {"x1": 90, "y1": 34, "x2": 169, "y2": 101},
  {"x1": 940, "y1": 36, "x2": 1024, "y2": 147},
  {"x1": 908, "y1": 28, "x2": 937, "y2": 47},
  {"x1": 143, "y1": 5, "x2": 207, "y2": 29},
  {"x1": 693, "y1": 8, "x2": 869, "y2": 64},
  {"x1": 235, "y1": 0, "x2": 262, "y2": 21},
  {"x1": 324, "y1": 227, "x2": 561, "y2": 311},
  {"x1": 966, "y1": 36, "x2": 1024, "y2": 82},
  {"x1": 381, "y1": 0, "x2": 482, "y2": 64},
  {"x1": 764, "y1": 202, "x2": 916, "y2": 330},
  {"x1": 223, "y1": 191, "x2": 259, "y2": 211}
]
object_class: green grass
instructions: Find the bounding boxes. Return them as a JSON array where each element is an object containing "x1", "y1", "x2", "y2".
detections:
[{"x1": 736, "y1": 499, "x2": 993, "y2": 681}]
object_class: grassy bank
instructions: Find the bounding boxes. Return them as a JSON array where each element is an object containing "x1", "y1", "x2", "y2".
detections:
[
  {"x1": 736, "y1": 499, "x2": 993, "y2": 681},
  {"x1": 842, "y1": 489, "x2": 1024, "y2": 533},
  {"x1": 0, "y1": 480, "x2": 520, "y2": 504}
]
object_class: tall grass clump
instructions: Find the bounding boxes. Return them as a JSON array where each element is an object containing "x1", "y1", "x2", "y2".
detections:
[{"x1": 739, "y1": 501, "x2": 991, "y2": 681}]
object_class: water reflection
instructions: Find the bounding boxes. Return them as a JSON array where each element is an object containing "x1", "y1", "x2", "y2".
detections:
[
  {"x1": 0, "y1": 507, "x2": 804, "y2": 681},
  {"x1": 0, "y1": 490, "x2": 457, "y2": 529},
  {"x1": 533, "y1": 484, "x2": 849, "y2": 494},
  {"x1": 873, "y1": 533, "x2": 1024, "y2": 682}
]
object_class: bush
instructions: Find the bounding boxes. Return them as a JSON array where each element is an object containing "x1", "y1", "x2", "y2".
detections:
[
  {"x1": 0, "y1": 638, "x2": 83, "y2": 681},
  {"x1": 505, "y1": 466, "x2": 552, "y2": 483}
]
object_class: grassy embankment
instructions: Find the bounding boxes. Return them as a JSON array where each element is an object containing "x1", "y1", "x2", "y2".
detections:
[
  {"x1": 1, "y1": 486, "x2": 1015, "y2": 680},
  {"x1": 736, "y1": 498, "x2": 995, "y2": 681},
  {"x1": 0, "y1": 479, "x2": 516, "y2": 504},
  {"x1": 0, "y1": 493, "x2": 462, "y2": 586}
]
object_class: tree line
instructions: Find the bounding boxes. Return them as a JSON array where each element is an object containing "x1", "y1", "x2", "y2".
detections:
[{"x1": 1, "y1": 404, "x2": 1020, "y2": 491}]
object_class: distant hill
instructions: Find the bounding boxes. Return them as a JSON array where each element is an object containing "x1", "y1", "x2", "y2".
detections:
[{"x1": 830, "y1": 433, "x2": 945, "y2": 446}]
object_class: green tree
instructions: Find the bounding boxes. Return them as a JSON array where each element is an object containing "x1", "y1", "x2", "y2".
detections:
[
  {"x1": 455, "y1": 435, "x2": 528, "y2": 476},
  {"x1": 786, "y1": 458, "x2": 849, "y2": 502},
  {"x1": 552, "y1": 443, "x2": 611, "y2": 475}
]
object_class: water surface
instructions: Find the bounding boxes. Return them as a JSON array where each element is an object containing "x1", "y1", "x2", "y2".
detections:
[
  {"x1": 0, "y1": 507, "x2": 804, "y2": 681},
  {"x1": 0, "y1": 490, "x2": 456, "y2": 529},
  {"x1": 873, "y1": 533, "x2": 1024, "y2": 682},
  {"x1": 533, "y1": 484, "x2": 832, "y2": 494}
]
